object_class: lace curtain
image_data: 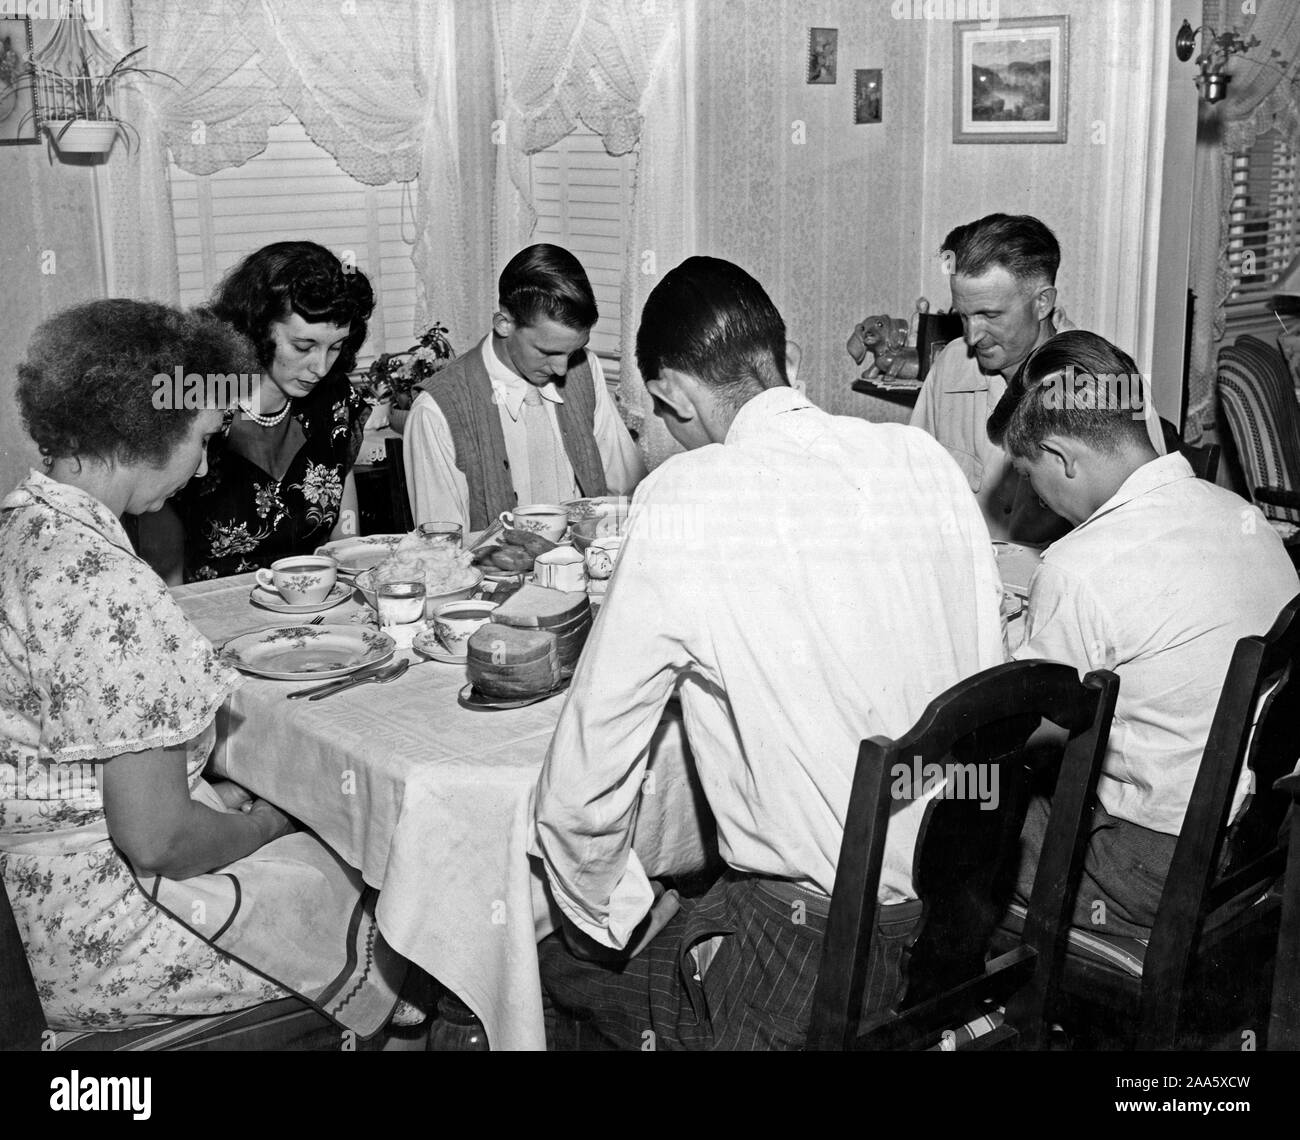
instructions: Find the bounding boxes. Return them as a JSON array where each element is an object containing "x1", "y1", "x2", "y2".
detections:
[
  {"x1": 1186, "y1": 0, "x2": 1300, "y2": 438},
  {"x1": 103, "y1": 0, "x2": 443, "y2": 306},
  {"x1": 492, "y1": 0, "x2": 695, "y2": 450}
]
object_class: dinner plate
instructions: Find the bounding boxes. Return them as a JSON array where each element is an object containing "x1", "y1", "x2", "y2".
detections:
[
  {"x1": 563, "y1": 495, "x2": 630, "y2": 522},
  {"x1": 314, "y1": 534, "x2": 406, "y2": 576},
  {"x1": 221, "y1": 624, "x2": 395, "y2": 681},
  {"x1": 457, "y1": 678, "x2": 570, "y2": 711},
  {"x1": 412, "y1": 629, "x2": 468, "y2": 665},
  {"x1": 249, "y1": 582, "x2": 351, "y2": 614}
]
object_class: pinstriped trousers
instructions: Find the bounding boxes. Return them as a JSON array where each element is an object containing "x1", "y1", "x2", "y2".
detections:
[{"x1": 539, "y1": 873, "x2": 922, "y2": 1050}]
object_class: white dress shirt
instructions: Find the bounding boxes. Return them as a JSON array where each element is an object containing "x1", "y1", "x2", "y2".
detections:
[
  {"x1": 403, "y1": 337, "x2": 646, "y2": 530},
  {"x1": 1013, "y1": 452, "x2": 1298, "y2": 835},
  {"x1": 534, "y1": 387, "x2": 1005, "y2": 949}
]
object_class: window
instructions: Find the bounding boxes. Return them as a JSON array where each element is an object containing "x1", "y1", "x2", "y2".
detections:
[
  {"x1": 167, "y1": 117, "x2": 419, "y2": 369},
  {"x1": 1224, "y1": 129, "x2": 1300, "y2": 335},
  {"x1": 529, "y1": 127, "x2": 636, "y2": 380}
]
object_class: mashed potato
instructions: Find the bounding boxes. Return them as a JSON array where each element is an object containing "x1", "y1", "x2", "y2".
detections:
[{"x1": 371, "y1": 531, "x2": 477, "y2": 594}]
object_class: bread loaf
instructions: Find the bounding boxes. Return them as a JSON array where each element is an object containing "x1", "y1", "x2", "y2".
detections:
[
  {"x1": 493, "y1": 585, "x2": 590, "y2": 630},
  {"x1": 466, "y1": 623, "x2": 562, "y2": 698}
]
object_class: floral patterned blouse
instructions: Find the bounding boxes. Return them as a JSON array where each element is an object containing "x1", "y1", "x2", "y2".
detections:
[
  {"x1": 0, "y1": 471, "x2": 287, "y2": 1027},
  {"x1": 178, "y1": 374, "x2": 371, "y2": 582}
]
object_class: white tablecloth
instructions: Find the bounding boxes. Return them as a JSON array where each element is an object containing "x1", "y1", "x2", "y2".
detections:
[{"x1": 175, "y1": 574, "x2": 713, "y2": 1050}]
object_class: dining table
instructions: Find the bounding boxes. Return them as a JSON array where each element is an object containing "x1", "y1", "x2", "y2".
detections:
[{"x1": 174, "y1": 571, "x2": 716, "y2": 1051}]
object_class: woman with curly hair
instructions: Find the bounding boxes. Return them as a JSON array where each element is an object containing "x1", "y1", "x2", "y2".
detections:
[
  {"x1": 0, "y1": 299, "x2": 403, "y2": 1034},
  {"x1": 144, "y1": 240, "x2": 376, "y2": 582}
]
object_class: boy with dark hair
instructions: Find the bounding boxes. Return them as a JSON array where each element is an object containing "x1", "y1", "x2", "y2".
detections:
[
  {"x1": 534, "y1": 256, "x2": 1004, "y2": 1049},
  {"x1": 1005, "y1": 330, "x2": 1297, "y2": 935},
  {"x1": 403, "y1": 243, "x2": 644, "y2": 531}
]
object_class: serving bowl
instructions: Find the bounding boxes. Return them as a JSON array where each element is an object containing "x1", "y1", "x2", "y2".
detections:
[
  {"x1": 353, "y1": 567, "x2": 483, "y2": 618},
  {"x1": 569, "y1": 510, "x2": 629, "y2": 553}
]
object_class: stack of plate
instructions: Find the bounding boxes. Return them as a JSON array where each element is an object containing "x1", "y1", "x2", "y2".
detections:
[
  {"x1": 466, "y1": 624, "x2": 562, "y2": 699},
  {"x1": 491, "y1": 585, "x2": 592, "y2": 674}
]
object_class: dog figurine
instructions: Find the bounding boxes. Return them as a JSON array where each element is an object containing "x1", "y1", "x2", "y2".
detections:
[{"x1": 847, "y1": 313, "x2": 919, "y2": 380}]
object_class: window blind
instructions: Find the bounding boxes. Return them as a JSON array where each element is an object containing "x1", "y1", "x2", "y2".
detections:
[
  {"x1": 1224, "y1": 129, "x2": 1300, "y2": 336},
  {"x1": 167, "y1": 117, "x2": 419, "y2": 369},
  {"x1": 529, "y1": 127, "x2": 635, "y2": 381}
]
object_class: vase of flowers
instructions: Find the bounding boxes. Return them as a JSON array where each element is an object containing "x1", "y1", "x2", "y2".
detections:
[{"x1": 365, "y1": 323, "x2": 455, "y2": 434}]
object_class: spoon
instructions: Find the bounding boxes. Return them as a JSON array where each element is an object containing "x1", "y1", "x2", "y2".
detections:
[{"x1": 306, "y1": 658, "x2": 410, "y2": 701}]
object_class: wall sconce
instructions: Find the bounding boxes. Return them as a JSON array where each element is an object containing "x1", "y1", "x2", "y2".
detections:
[{"x1": 1174, "y1": 19, "x2": 1262, "y2": 105}]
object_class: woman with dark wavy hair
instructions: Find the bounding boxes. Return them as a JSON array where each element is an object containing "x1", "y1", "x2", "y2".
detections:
[
  {"x1": 145, "y1": 241, "x2": 376, "y2": 582},
  {"x1": 0, "y1": 300, "x2": 403, "y2": 1033}
]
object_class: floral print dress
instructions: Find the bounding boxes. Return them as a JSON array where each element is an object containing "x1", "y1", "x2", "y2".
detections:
[
  {"x1": 178, "y1": 374, "x2": 371, "y2": 582},
  {"x1": 0, "y1": 473, "x2": 402, "y2": 1032}
]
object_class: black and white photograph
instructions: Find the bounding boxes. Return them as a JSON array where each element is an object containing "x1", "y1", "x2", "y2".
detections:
[
  {"x1": 854, "y1": 67, "x2": 882, "y2": 124},
  {"x1": 0, "y1": 15, "x2": 38, "y2": 146},
  {"x1": 0, "y1": 0, "x2": 1298, "y2": 1109}
]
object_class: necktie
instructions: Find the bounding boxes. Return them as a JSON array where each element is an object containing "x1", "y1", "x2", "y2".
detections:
[{"x1": 522, "y1": 385, "x2": 573, "y2": 505}]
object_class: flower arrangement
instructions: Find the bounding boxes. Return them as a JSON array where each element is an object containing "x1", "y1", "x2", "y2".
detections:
[{"x1": 365, "y1": 323, "x2": 456, "y2": 412}]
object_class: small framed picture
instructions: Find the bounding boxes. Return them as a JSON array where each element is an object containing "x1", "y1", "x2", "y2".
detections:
[
  {"x1": 953, "y1": 15, "x2": 1068, "y2": 144},
  {"x1": 807, "y1": 27, "x2": 837, "y2": 85},
  {"x1": 854, "y1": 69, "x2": 882, "y2": 124},
  {"x1": 0, "y1": 15, "x2": 39, "y2": 146}
]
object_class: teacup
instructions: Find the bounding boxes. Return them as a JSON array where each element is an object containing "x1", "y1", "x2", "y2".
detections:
[
  {"x1": 583, "y1": 535, "x2": 625, "y2": 581},
  {"x1": 533, "y1": 547, "x2": 587, "y2": 593},
  {"x1": 499, "y1": 503, "x2": 569, "y2": 544},
  {"x1": 432, "y1": 600, "x2": 500, "y2": 657},
  {"x1": 255, "y1": 555, "x2": 337, "y2": 605}
]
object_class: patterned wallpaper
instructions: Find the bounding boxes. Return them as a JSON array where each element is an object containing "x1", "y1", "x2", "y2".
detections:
[{"x1": 693, "y1": 0, "x2": 1164, "y2": 431}]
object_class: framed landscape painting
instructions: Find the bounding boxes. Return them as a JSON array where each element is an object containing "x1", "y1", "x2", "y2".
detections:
[{"x1": 953, "y1": 16, "x2": 1068, "y2": 144}]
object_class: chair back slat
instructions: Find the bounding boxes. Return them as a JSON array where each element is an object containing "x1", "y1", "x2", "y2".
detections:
[
  {"x1": 808, "y1": 659, "x2": 1118, "y2": 1050},
  {"x1": 1139, "y1": 593, "x2": 1300, "y2": 1046}
]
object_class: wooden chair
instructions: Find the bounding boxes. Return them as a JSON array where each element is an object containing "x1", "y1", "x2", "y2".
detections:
[
  {"x1": 1018, "y1": 592, "x2": 1300, "y2": 1050},
  {"x1": 1218, "y1": 335, "x2": 1300, "y2": 522},
  {"x1": 806, "y1": 660, "x2": 1119, "y2": 1051},
  {"x1": 1268, "y1": 772, "x2": 1300, "y2": 1050},
  {"x1": 1, "y1": 875, "x2": 363, "y2": 1051},
  {"x1": 385, "y1": 435, "x2": 415, "y2": 532}
]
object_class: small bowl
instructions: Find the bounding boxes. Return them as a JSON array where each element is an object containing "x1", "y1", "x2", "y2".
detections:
[
  {"x1": 354, "y1": 567, "x2": 484, "y2": 618},
  {"x1": 569, "y1": 511, "x2": 629, "y2": 553}
]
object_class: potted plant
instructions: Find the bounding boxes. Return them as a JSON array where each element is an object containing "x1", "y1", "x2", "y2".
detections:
[
  {"x1": 26, "y1": 12, "x2": 173, "y2": 159},
  {"x1": 365, "y1": 323, "x2": 456, "y2": 434},
  {"x1": 35, "y1": 45, "x2": 173, "y2": 156}
]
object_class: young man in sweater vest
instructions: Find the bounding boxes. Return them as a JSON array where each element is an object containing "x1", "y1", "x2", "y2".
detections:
[{"x1": 403, "y1": 244, "x2": 646, "y2": 532}]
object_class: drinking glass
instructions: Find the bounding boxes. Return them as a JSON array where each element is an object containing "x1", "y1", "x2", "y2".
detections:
[
  {"x1": 417, "y1": 521, "x2": 463, "y2": 551},
  {"x1": 376, "y1": 580, "x2": 426, "y2": 647}
]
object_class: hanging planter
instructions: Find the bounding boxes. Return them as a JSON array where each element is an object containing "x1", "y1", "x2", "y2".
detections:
[
  {"x1": 42, "y1": 118, "x2": 125, "y2": 156},
  {"x1": 24, "y1": 12, "x2": 172, "y2": 163}
]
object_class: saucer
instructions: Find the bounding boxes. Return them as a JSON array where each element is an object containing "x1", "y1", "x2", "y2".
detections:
[
  {"x1": 412, "y1": 629, "x2": 468, "y2": 665},
  {"x1": 250, "y1": 582, "x2": 350, "y2": 614}
]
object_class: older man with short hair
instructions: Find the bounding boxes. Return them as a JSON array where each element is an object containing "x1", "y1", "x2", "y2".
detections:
[{"x1": 911, "y1": 213, "x2": 1163, "y2": 542}]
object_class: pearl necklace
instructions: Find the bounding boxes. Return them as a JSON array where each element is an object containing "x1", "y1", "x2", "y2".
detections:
[{"x1": 237, "y1": 399, "x2": 291, "y2": 428}]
